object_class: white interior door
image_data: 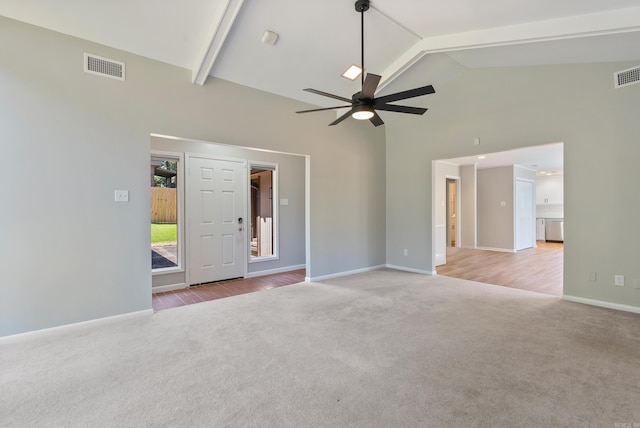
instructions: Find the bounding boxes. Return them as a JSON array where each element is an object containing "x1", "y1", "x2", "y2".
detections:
[
  {"x1": 515, "y1": 179, "x2": 535, "y2": 251},
  {"x1": 188, "y1": 156, "x2": 245, "y2": 284}
]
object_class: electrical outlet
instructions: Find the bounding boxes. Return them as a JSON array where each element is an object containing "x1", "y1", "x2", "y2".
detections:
[
  {"x1": 588, "y1": 272, "x2": 596, "y2": 282},
  {"x1": 614, "y1": 275, "x2": 625, "y2": 286},
  {"x1": 114, "y1": 190, "x2": 129, "y2": 202},
  {"x1": 403, "y1": 249, "x2": 408, "y2": 256}
]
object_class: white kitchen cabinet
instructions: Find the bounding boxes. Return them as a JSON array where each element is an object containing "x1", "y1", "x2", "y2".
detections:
[
  {"x1": 536, "y1": 218, "x2": 546, "y2": 241},
  {"x1": 536, "y1": 175, "x2": 563, "y2": 204}
]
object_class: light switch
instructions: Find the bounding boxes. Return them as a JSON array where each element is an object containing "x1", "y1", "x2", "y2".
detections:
[
  {"x1": 280, "y1": 198, "x2": 289, "y2": 206},
  {"x1": 500, "y1": 201, "x2": 507, "y2": 207},
  {"x1": 114, "y1": 190, "x2": 129, "y2": 202}
]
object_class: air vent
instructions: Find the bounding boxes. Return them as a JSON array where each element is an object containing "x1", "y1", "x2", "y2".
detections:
[
  {"x1": 84, "y1": 53, "x2": 125, "y2": 81},
  {"x1": 614, "y1": 65, "x2": 640, "y2": 89}
]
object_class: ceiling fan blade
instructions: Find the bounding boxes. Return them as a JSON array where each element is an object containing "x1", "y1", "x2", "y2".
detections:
[
  {"x1": 369, "y1": 112, "x2": 384, "y2": 127},
  {"x1": 296, "y1": 105, "x2": 352, "y2": 114},
  {"x1": 374, "y1": 104, "x2": 428, "y2": 115},
  {"x1": 360, "y1": 73, "x2": 381, "y2": 99},
  {"x1": 304, "y1": 88, "x2": 353, "y2": 103},
  {"x1": 374, "y1": 85, "x2": 435, "y2": 105},
  {"x1": 329, "y1": 109, "x2": 353, "y2": 126}
]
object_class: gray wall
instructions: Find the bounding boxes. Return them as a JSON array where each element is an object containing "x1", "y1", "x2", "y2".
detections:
[
  {"x1": 386, "y1": 61, "x2": 640, "y2": 309},
  {"x1": 459, "y1": 164, "x2": 477, "y2": 248},
  {"x1": 477, "y1": 167, "x2": 514, "y2": 250},
  {"x1": 0, "y1": 17, "x2": 386, "y2": 336}
]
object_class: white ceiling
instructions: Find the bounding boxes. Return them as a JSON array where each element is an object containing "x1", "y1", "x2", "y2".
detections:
[
  {"x1": 440, "y1": 142, "x2": 564, "y2": 175},
  {"x1": 0, "y1": 0, "x2": 637, "y2": 171}
]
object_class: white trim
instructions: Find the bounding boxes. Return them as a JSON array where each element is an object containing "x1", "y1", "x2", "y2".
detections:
[
  {"x1": 305, "y1": 155, "x2": 311, "y2": 279},
  {"x1": 386, "y1": 264, "x2": 436, "y2": 275},
  {"x1": 475, "y1": 246, "x2": 516, "y2": 253},
  {"x1": 309, "y1": 265, "x2": 386, "y2": 282},
  {"x1": 563, "y1": 295, "x2": 640, "y2": 315},
  {"x1": 152, "y1": 282, "x2": 188, "y2": 293},
  {"x1": 245, "y1": 264, "x2": 306, "y2": 278},
  {"x1": 0, "y1": 310, "x2": 153, "y2": 344},
  {"x1": 151, "y1": 266, "x2": 183, "y2": 276},
  {"x1": 192, "y1": 0, "x2": 245, "y2": 85}
]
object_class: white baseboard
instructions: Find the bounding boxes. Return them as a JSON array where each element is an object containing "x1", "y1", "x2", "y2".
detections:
[
  {"x1": 245, "y1": 264, "x2": 306, "y2": 279},
  {"x1": 563, "y1": 295, "x2": 640, "y2": 314},
  {"x1": 0, "y1": 309, "x2": 153, "y2": 344},
  {"x1": 309, "y1": 264, "x2": 386, "y2": 282},
  {"x1": 386, "y1": 264, "x2": 436, "y2": 275},
  {"x1": 475, "y1": 246, "x2": 516, "y2": 253},
  {"x1": 152, "y1": 282, "x2": 188, "y2": 293}
]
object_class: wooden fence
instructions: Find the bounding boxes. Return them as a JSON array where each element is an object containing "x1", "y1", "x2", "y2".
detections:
[{"x1": 151, "y1": 187, "x2": 177, "y2": 223}]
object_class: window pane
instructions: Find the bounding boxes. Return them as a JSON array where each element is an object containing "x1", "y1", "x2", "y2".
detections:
[{"x1": 151, "y1": 159, "x2": 178, "y2": 269}]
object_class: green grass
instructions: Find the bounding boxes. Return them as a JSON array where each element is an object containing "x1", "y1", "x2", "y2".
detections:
[{"x1": 151, "y1": 223, "x2": 177, "y2": 244}]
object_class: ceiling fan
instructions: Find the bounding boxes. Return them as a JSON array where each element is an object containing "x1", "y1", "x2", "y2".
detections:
[{"x1": 296, "y1": 0, "x2": 435, "y2": 127}]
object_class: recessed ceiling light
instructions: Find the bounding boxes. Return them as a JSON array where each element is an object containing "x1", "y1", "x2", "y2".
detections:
[
  {"x1": 478, "y1": 155, "x2": 486, "y2": 159},
  {"x1": 342, "y1": 65, "x2": 362, "y2": 80}
]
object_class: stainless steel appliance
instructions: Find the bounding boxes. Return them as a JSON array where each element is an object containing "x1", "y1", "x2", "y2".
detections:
[{"x1": 545, "y1": 219, "x2": 564, "y2": 242}]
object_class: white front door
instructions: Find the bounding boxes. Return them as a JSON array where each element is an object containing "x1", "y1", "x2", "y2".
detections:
[{"x1": 188, "y1": 156, "x2": 245, "y2": 284}]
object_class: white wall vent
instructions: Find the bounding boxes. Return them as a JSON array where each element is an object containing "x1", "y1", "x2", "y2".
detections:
[
  {"x1": 614, "y1": 65, "x2": 640, "y2": 88},
  {"x1": 84, "y1": 53, "x2": 125, "y2": 81}
]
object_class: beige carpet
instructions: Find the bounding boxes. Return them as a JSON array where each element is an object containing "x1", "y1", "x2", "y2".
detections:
[{"x1": 2, "y1": 269, "x2": 640, "y2": 427}]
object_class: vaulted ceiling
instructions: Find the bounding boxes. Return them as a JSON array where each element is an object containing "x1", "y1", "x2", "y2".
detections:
[
  {"x1": 1, "y1": 0, "x2": 639, "y2": 109},
  {"x1": 2, "y1": 0, "x2": 638, "y2": 172}
]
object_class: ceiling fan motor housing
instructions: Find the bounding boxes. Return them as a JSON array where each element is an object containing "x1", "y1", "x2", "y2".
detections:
[{"x1": 355, "y1": 0, "x2": 370, "y2": 12}]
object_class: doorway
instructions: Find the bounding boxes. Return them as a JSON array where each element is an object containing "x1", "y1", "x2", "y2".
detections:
[
  {"x1": 433, "y1": 142, "x2": 564, "y2": 296},
  {"x1": 446, "y1": 178, "x2": 459, "y2": 248}
]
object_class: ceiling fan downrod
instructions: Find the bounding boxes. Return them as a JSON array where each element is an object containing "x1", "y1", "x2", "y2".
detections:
[{"x1": 355, "y1": 0, "x2": 370, "y2": 88}]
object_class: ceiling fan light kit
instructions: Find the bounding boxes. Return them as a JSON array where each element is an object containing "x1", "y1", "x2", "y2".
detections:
[
  {"x1": 296, "y1": 0, "x2": 435, "y2": 126},
  {"x1": 352, "y1": 104, "x2": 375, "y2": 120}
]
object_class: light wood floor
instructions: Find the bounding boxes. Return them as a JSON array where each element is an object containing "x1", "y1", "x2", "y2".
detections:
[{"x1": 436, "y1": 241, "x2": 563, "y2": 296}]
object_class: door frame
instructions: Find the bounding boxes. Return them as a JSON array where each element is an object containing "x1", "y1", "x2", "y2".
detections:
[{"x1": 185, "y1": 153, "x2": 248, "y2": 287}]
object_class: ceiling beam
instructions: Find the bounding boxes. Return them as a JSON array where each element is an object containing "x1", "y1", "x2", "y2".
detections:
[
  {"x1": 192, "y1": 0, "x2": 245, "y2": 86},
  {"x1": 377, "y1": 6, "x2": 640, "y2": 92}
]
